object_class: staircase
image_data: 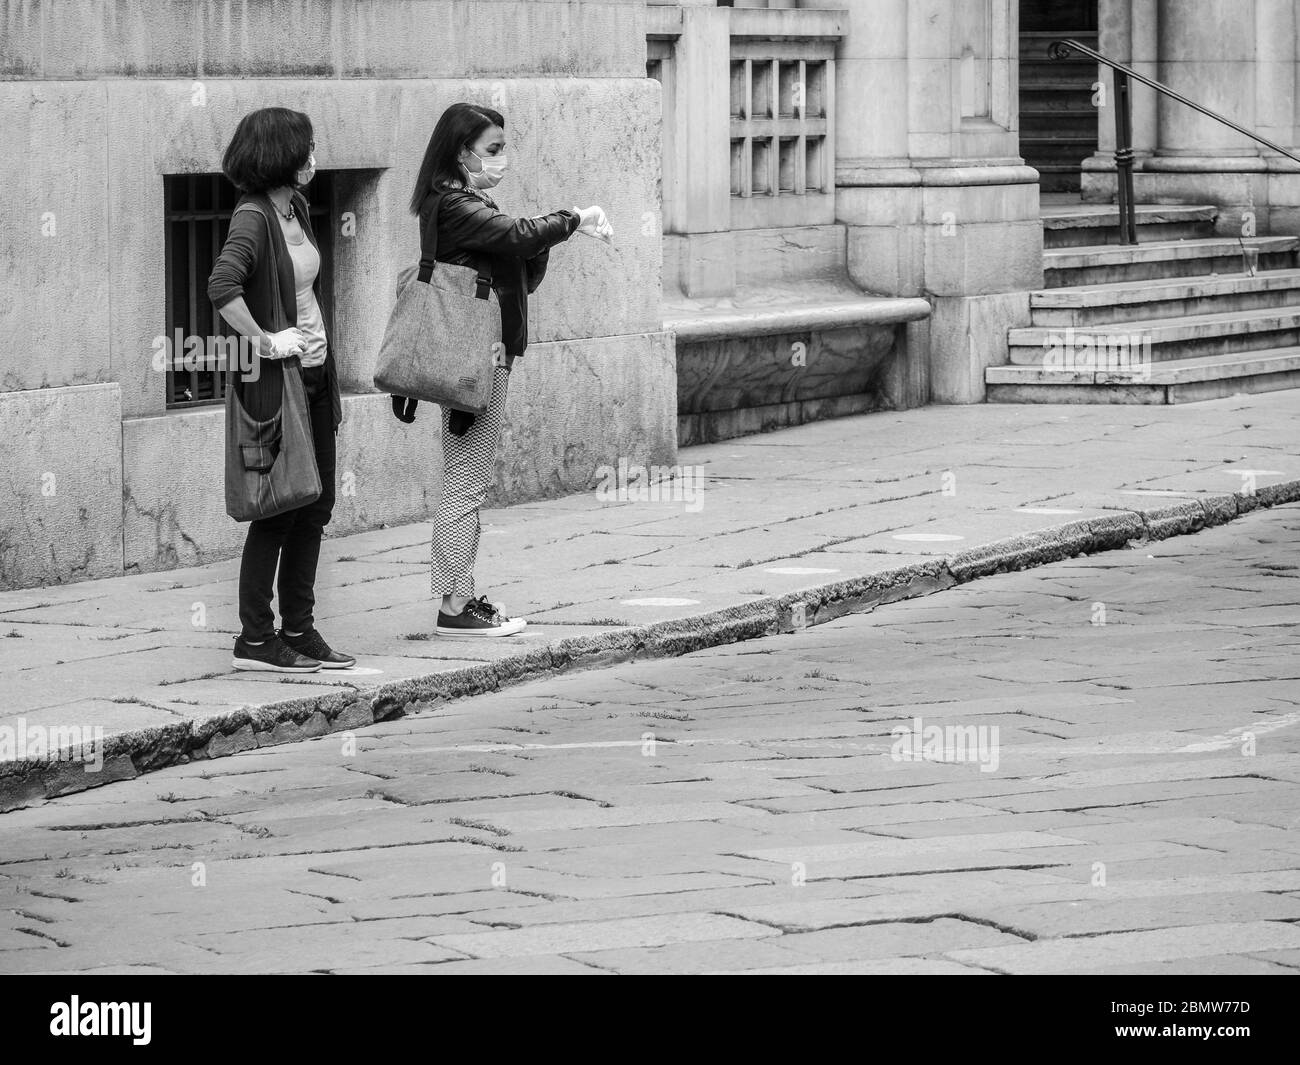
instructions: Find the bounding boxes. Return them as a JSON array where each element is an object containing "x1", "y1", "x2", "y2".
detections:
[
  {"x1": 1019, "y1": 30, "x2": 1099, "y2": 194},
  {"x1": 986, "y1": 198, "x2": 1300, "y2": 404}
]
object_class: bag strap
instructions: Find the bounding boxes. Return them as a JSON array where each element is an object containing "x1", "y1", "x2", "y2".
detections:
[
  {"x1": 416, "y1": 188, "x2": 443, "y2": 284},
  {"x1": 417, "y1": 185, "x2": 493, "y2": 299}
]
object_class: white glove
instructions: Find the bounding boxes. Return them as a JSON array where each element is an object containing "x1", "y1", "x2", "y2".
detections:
[
  {"x1": 261, "y1": 327, "x2": 306, "y2": 360},
  {"x1": 573, "y1": 205, "x2": 614, "y2": 244}
]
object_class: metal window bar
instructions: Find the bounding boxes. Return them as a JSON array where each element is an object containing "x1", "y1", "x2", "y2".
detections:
[{"x1": 731, "y1": 55, "x2": 829, "y2": 198}]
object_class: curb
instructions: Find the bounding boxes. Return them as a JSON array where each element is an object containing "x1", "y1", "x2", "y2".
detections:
[{"x1": 3, "y1": 482, "x2": 1297, "y2": 812}]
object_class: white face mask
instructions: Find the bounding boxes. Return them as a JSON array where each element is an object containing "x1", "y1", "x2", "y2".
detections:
[
  {"x1": 295, "y1": 152, "x2": 316, "y2": 186},
  {"x1": 465, "y1": 148, "x2": 509, "y2": 189}
]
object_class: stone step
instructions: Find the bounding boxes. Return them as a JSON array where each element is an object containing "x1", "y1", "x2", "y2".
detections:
[
  {"x1": 1030, "y1": 269, "x2": 1300, "y2": 327},
  {"x1": 1038, "y1": 170, "x2": 1083, "y2": 194},
  {"x1": 1019, "y1": 84, "x2": 1098, "y2": 111},
  {"x1": 1041, "y1": 203, "x2": 1217, "y2": 249},
  {"x1": 1008, "y1": 304, "x2": 1300, "y2": 365},
  {"x1": 1019, "y1": 30, "x2": 1099, "y2": 44},
  {"x1": 1022, "y1": 134, "x2": 1099, "y2": 151},
  {"x1": 1020, "y1": 109, "x2": 1099, "y2": 134},
  {"x1": 1043, "y1": 235, "x2": 1298, "y2": 286},
  {"x1": 1021, "y1": 67, "x2": 1097, "y2": 89},
  {"x1": 1019, "y1": 36, "x2": 1099, "y2": 67},
  {"x1": 1039, "y1": 172, "x2": 1082, "y2": 194},
  {"x1": 1023, "y1": 142, "x2": 1100, "y2": 172},
  {"x1": 986, "y1": 347, "x2": 1300, "y2": 404}
]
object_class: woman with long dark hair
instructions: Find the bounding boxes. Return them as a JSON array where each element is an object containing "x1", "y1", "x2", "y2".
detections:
[
  {"x1": 408, "y1": 102, "x2": 612, "y2": 637},
  {"x1": 208, "y1": 107, "x2": 355, "y2": 672}
]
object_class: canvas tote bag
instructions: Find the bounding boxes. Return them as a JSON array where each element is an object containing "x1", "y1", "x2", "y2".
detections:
[
  {"x1": 373, "y1": 188, "x2": 501, "y2": 415},
  {"x1": 223, "y1": 200, "x2": 322, "y2": 522}
]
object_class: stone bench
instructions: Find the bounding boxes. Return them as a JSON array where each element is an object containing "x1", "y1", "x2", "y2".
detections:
[{"x1": 664, "y1": 283, "x2": 933, "y2": 445}]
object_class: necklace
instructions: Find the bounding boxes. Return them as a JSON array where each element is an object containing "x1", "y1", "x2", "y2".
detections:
[{"x1": 270, "y1": 192, "x2": 295, "y2": 221}]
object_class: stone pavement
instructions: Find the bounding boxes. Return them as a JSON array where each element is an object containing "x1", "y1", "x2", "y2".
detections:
[
  {"x1": 0, "y1": 503, "x2": 1296, "y2": 974},
  {"x1": 2, "y1": 391, "x2": 1299, "y2": 806}
]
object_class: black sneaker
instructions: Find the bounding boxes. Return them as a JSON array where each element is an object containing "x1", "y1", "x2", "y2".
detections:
[
  {"x1": 436, "y1": 596, "x2": 526, "y2": 637},
  {"x1": 279, "y1": 628, "x2": 357, "y2": 669},
  {"x1": 232, "y1": 634, "x2": 321, "y2": 673}
]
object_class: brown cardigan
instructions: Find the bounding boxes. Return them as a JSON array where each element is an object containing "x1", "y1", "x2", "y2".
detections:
[{"x1": 207, "y1": 190, "x2": 343, "y2": 428}]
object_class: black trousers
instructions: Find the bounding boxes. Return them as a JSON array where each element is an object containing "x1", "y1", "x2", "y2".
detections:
[{"x1": 238, "y1": 364, "x2": 336, "y2": 641}]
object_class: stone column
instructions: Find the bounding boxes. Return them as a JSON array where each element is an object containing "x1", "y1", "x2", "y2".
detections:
[
  {"x1": 1255, "y1": 0, "x2": 1295, "y2": 152},
  {"x1": 838, "y1": 0, "x2": 1041, "y2": 405},
  {"x1": 1139, "y1": 0, "x2": 1268, "y2": 231},
  {"x1": 664, "y1": 3, "x2": 736, "y2": 297},
  {"x1": 1256, "y1": 0, "x2": 1300, "y2": 233},
  {"x1": 1155, "y1": 0, "x2": 1256, "y2": 158}
]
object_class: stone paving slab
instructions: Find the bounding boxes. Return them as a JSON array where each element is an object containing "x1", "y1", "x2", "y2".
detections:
[
  {"x1": 946, "y1": 921, "x2": 1300, "y2": 975},
  {"x1": 4, "y1": 392, "x2": 1300, "y2": 807},
  {"x1": 1, "y1": 501, "x2": 1295, "y2": 974}
]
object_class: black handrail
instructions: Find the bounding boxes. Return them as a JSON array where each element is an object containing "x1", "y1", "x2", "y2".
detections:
[{"x1": 1049, "y1": 37, "x2": 1300, "y2": 244}]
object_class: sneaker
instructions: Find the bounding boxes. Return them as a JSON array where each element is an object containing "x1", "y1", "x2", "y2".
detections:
[
  {"x1": 476, "y1": 596, "x2": 527, "y2": 631},
  {"x1": 436, "y1": 595, "x2": 526, "y2": 637},
  {"x1": 232, "y1": 634, "x2": 322, "y2": 672},
  {"x1": 279, "y1": 628, "x2": 357, "y2": 669}
]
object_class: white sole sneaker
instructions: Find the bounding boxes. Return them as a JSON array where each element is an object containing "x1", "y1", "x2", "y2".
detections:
[
  {"x1": 435, "y1": 616, "x2": 527, "y2": 637},
  {"x1": 231, "y1": 657, "x2": 322, "y2": 672}
]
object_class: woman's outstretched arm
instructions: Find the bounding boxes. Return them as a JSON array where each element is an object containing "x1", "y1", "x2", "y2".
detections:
[{"x1": 440, "y1": 192, "x2": 580, "y2": 259}]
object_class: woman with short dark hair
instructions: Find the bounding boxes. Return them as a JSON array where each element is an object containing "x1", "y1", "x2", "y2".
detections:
[
  {"x1": 407, "y1": 102, "x2": 612, "y2": 637},
  {"x1": 208, "y1": 106, "x2": 355, "y2": 672}
]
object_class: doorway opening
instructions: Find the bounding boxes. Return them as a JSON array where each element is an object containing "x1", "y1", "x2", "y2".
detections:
[{"x1": 1019, "y1": 0, "x2": 1098, "y2": 194}]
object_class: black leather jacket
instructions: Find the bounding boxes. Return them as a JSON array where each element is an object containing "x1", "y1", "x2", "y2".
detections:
[{"x1": 418, "y1": 179, "x2": 580, "y2": 365}]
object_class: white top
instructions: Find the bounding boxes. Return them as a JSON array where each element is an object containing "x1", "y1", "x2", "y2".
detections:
[{"x1": 281, "y1": 227, "x2": 328, "y2": 369}]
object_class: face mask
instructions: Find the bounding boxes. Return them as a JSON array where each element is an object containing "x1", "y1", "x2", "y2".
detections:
[
  {"x1": 295, "y1": 153, "x2": 316, "y2": 186},
  {"x1": 465, "y1": 148, "x2": 509, "y2": 189}
]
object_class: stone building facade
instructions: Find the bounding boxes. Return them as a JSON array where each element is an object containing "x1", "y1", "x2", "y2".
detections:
[{"x1": 2, "y1": 0, "x2": 1295, "y2": 590}]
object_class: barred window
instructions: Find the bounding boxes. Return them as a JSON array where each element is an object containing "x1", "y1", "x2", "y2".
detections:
[
  {"x1": 729, "y1": 55, "x2": 828, "y2": 199},
  {"x1": 163, "y1": 173, "x2": 335, "y2": 409}
]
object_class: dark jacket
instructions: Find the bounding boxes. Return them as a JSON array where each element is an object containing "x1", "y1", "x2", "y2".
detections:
[
  {"x1": 418, "y1": 179, "x2": 580, "y2": 367},
  {"x1": 207, "y1": 190, "x2": 343, "y2": 429}
]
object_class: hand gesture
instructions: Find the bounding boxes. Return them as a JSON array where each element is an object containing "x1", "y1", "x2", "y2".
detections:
[
  {"x1": 574, "y1": 205, "x2": 614, "y2": 244},
  {"x1": 262, "y1": 327, "x2": 306, "y2": 360}
]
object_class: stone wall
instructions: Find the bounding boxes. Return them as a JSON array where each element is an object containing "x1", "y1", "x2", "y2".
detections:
[{"x1": 0, "y1": 0, "x2": 674, "y2": 588}]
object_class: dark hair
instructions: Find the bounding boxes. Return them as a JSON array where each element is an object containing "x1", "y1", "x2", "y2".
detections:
[
  {"x1": 222, "y1": 107, "x2": 314, "y2": 194},
  {"x1": 409, "y1": 103, "x2": 505, "y2": 214}
]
